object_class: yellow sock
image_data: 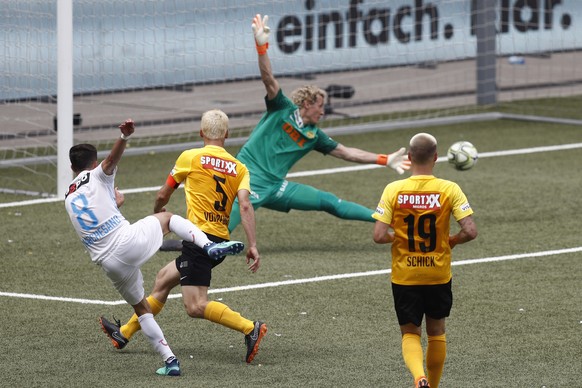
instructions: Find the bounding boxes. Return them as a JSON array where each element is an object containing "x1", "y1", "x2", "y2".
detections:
[
  {"x1": 120, "y1": 295, "x2": 165, "y2": 339},
  {"x1": 203, "y1": 301, "x2": 255, "y2": 334},
  {"x1": 427, "y1": 334, "x2": 447, "y2": 388},
  {"x1": 402, "y1": 333, "x2": 426, "y2": 383}
]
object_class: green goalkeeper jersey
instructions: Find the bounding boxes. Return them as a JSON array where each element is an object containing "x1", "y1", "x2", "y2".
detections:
[{"x1": 236, "y1": 89, "x2": 338, "y2": 183}]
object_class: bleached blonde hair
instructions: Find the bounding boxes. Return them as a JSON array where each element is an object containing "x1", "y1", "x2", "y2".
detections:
[
  {"x1": 201, "y1": 109, "x2": 229, "y2": 139},
  {"x1": 290, "y1": 85, "x2": 327, "y2": 107}
]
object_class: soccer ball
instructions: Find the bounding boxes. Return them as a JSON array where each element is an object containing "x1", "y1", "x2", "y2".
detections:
[{"x1": 447, "y1": 141, "x2": 478, "y2": 171}]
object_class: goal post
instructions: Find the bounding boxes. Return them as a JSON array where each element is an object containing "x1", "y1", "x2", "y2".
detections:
[
  {"x1": 57, "y1": 0, "x2": 73, "y2": 199},
  {"x1": 475, "y1": 0, "x2": 497, "y2": 105},
  {"x1": 1, "y1": 0, "x2": 582, "y2": 198}
]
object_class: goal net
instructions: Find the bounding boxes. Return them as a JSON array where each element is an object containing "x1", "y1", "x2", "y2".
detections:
[{"x1": 2, "y1": 0, "x2": 582, "y2": 198}]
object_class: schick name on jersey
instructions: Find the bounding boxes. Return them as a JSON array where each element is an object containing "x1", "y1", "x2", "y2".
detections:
[
  {"x1": 201, "y1": 156, "x2": 237, "y2": 176},
  {"x1": 398, "y1": 193, "x2": 441, "y2": 209}
]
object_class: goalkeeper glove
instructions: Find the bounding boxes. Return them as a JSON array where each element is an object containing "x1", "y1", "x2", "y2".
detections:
[
  {"x1": 252, "y1": 14, "x2": 270, "y2": 55},
  {"x1": 377, "y1": 147, "x2": 411, "y2": 175}
]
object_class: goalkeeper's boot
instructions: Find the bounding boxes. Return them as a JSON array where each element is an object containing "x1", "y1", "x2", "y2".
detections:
[
  {"x1": 203, "y1": 241, "x2": 245, "y2": 260},
  {"x1": 156, "y1": 356, "x2": 181, "y2": 376},
  {"x1": 414, "y1": 376, "x2": 430, "y2": 388},
  {"x1": 244, "y1": 321, "x2": 267, "y2": 363},
  {"x1": 99, "y1": 316, "x2": 129, "y2": 350}
]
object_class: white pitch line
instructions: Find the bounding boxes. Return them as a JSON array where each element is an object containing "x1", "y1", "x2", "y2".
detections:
[
  {"x1": 0, "y1": 291, "x2": 126, "y2": 306},
  {"x1": 1, "y1": 246, "x2": 581, "y2": 305},
  {"x1": 2, "y1": 142, "x2": 582, "y2": 208},
  {"x1": 287, "y1": 142, "x2": 582, "y2": 177}
]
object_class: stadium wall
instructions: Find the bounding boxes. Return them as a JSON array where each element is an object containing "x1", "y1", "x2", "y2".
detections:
[{"x1": 2, "y1": 0, "x2": 581, "y2": 100}]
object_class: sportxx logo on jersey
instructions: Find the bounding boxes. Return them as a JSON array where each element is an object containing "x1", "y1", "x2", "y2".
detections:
[
  {"x1": 201, "y1": 156, "x2": 237, "y2": 176},
  {"x1": 398, "y1": 192, "x2": 441, "y2": 210}
]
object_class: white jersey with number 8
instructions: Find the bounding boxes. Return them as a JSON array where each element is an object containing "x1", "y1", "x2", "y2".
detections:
[{"x1": 65, "y1": 163, "x2": 129, "y2": 263}]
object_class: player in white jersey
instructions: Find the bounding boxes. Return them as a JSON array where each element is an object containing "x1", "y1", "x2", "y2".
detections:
[{"x1": 64, "y1": 119, "x2": 245, "y2": 376}]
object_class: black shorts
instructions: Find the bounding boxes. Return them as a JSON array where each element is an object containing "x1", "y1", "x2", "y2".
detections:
[
  {"x1": 391, "y1": 280, "x2": 453, "y2": 327},
  {"x1": 175, "y1": 234, "x2": 226, "y2": 287}
]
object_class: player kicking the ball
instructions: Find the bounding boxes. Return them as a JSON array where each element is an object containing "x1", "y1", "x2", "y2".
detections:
[
  {"x1": 65, "y1": 119, "x2": 244, "y2": 376},
  {"x1": 99, "y1": 110, "x2": 266, "y2": 365}
]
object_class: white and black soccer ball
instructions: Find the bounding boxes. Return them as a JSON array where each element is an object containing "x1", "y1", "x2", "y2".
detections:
[{"x1": 447, "y1": 141, "x2": 478, "y2": 171}]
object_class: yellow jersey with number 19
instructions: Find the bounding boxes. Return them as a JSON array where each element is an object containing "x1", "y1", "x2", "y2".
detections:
[
  {"x1": 373, "y1": 175, "x2": 473, "y2": 286},
  {"x1": 169, "y1": 145, "x2": 250, "y2": 239}
]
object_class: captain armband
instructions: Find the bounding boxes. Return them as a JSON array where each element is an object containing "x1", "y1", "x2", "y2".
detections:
[{"x1": 165, "y1": 174, "x2": 180, "y2": 189}]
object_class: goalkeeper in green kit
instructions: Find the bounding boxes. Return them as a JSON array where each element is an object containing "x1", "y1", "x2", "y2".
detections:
[{"x1": 226, "y1": 14, "x2": 411, "y2": 231}]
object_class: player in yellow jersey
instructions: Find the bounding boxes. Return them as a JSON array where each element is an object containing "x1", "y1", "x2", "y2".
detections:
[
  {"x1": 372, "y1": 133, "x2": 477, "y2": 388},
  {"x1": 100, "y1": 109, "x2": 267, "y2": 364}
]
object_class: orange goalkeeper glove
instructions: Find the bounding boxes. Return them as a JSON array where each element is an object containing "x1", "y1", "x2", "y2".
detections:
[
  {"x1": 252, "y1": 14, "x2": 270, "y2": 55},
  {"x1": 377, "y1": 147, "x2": 411, "y2": 175}
]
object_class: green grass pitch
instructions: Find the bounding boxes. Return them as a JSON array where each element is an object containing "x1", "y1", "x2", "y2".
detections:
[{"x1": 1, "y1": 119, "x2": 581, "y2": 387}]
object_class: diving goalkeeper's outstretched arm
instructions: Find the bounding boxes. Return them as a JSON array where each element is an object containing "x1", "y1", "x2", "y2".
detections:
[{"x1": 252, "y1": 14, "x2": 279, "y2": 100}]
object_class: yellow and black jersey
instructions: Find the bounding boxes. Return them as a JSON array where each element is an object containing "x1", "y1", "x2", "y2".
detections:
[
  {"x1": 373, "y1": 175, "x2": 473, "y2": 286},
  {"x1": 168, "y1": 145, "x2": 250, "y2": 239}
]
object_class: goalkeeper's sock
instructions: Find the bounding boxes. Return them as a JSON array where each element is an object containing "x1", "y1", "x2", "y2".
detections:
[
  {"x1": 169, "y1": 215, "x2": 211, "y2": 248},
  {"x1": 402, "y1": 333, "x2": 426, "y2": 383},
  {"x1": 426, "y1": 334, "x2": 447, "y2": 388},
  {"x1": 318, "y1": 191, "x2": 374, "y2": 222},
  {"x1": 121, "y1": 295, "x2": 165, "y2": 340},
  {"x1": 333, "y1": 199, "x2": 375, "y2": 222},
  {"x1": 203, "y1": 301, "x2": 255, "y2": 334}
]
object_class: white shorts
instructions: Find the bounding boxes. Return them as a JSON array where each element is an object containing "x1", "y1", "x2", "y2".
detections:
[{"x1": 99, "y1": 215, "x2": 163, "y2": 306}]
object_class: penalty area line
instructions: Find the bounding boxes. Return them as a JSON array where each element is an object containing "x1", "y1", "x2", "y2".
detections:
[{"x1": 1, "y1": 246, "x2": 581, "y2": 305}]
